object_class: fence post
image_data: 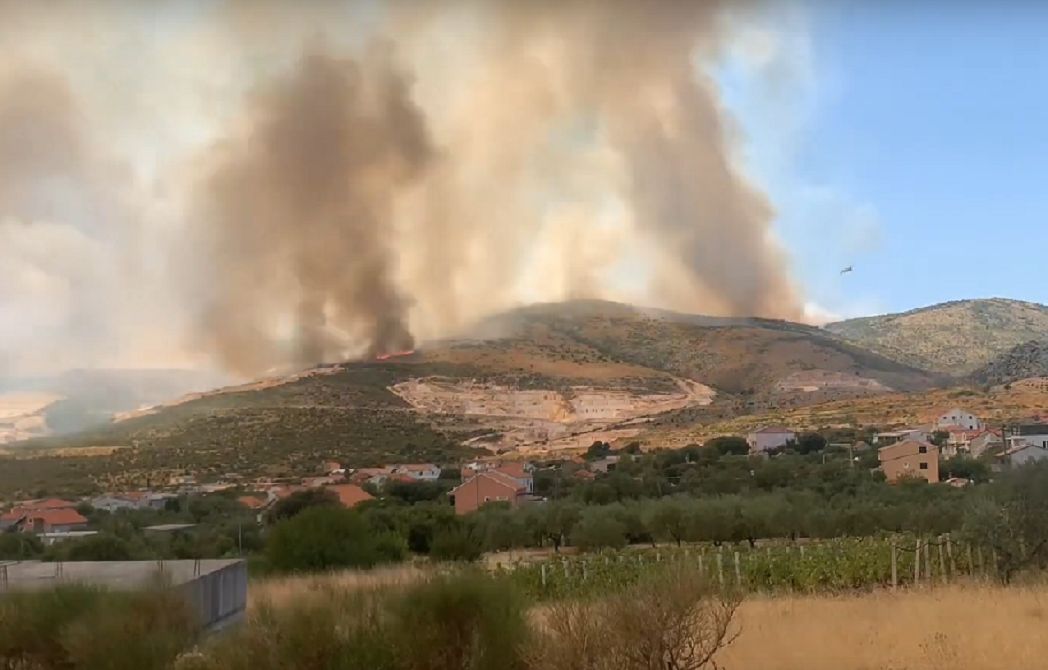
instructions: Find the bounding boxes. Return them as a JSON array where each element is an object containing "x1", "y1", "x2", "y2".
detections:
[
  {"x1": 976, "y1": 546, "x2": 985, "y2": 579},
  {"x1": 799, "y1": 545, "x2": 806, "y2": 560},
  {"x1": 925, "y1": 539, "x2": 932, "y2": 585},
  {"x1": 914, "y1": 539, "x2": 921, "y2": 585},
  {"x1": 966, "y1": 543, "x2": 974, "y2": 578},
  {"x1": 541, "y1": 563, "x2": 547, "y2": 589},
  {"x1": 733, "y1": 551, "x2": 742, "y2": 587},
  {"x1": 991, "y1": 548, "x2": 999, "y2": 580},
  {"x1": 891, "y1": 541, "x2": 898, "y2": 591},
  {"x1": 946, "y1": 534, "x2": 956, "y2": 576},
  {"x1": 698, "y1": 553, "x2": 705, "y2": 577},
  {"x1": 937, "y1": 537, "x2": 948, "y2": 584},
  {"x1": 716, "y1": 551, "x2": 724, "y2": 586}
]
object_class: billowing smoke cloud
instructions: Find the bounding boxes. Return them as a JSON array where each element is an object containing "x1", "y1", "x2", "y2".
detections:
[
  {"x1": 0, "y1": 0, "x2": 802, "y2": 379},
  {"x1": 189, "y1": 46, "x2": 429, "y2": 374}
]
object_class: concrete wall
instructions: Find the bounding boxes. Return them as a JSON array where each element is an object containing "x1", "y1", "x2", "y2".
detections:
[{"x1": 178, "y1": 560, "x2": 248, "y2": 631}]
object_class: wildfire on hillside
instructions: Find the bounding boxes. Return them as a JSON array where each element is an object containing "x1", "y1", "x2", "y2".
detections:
[{"x1": 375, "y1": 350, "x2": 416, "y2": 361}]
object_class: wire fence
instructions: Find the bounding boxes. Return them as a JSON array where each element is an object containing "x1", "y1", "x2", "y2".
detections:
[{"x1": 505, "y1": 535, "x2": 1000, "y2": 600}]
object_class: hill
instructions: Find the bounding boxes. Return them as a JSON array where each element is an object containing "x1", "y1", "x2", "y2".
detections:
[
  {"x1": 970, "y1": 340, "x2": 1048, "y2": 386},
  {"x1": 0, "y1": 299, "x2": 942, "y2": 497},
  {"x1": 826, "y1": 298, "x2": 1048, "y2": 375}
]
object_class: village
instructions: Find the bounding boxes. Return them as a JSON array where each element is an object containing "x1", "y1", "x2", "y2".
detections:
[{"x1": 3, "y1": 405, "x2": 1046, "y2": 549}]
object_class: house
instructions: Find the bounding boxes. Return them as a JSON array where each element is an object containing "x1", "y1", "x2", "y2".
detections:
[
  {"x1": 1002, "y1": 443, "x2": 1048, "y2": 468},
  {"x1": 968, "y1": 429, "x2": 1004, "y2": 458},
  {"x1": 390, "y1": 463, "x2": 442, "y2": 481},
  {"x1": 89, "y1": 496, "x2": 138, "y2": 513},
  {"x1": 349, "y1": 467, "x2": 393, "y2": 487},
  {"x1": 746, "y1": 426, "x2": 796, "y2": 453},
  {"x1": 450, "y1": 471, "x2": 529, "y2": 515},
  {"x1": 873, "y1": 428, "x2": 930, "y2": 446},
  {"x1": 322, "y1": 460, "x2": 343, "y2": 474},
  {"x1": 24, "y1": 508, "x2": 90, "y2": 534},
  {"x1": 237, "y1": 495, "x2": 267, "y2": 511},
  {"x1": 326, "y1": 484, "x2": 375, "y2": 508},
  {"x1": 934, "y1": 408, "x2": 982, "y2": 432},
  {"x1": 878, "y1": 439, "x2": 939, "y2": 483},
  {"x1": 589, "y1": 455, "x2": 621, "y2": 474},
  {"x1": 1, "y1": 498, "x2": 82, "y2": 531},
  {"x1": 1007, "y1": 424, "x2": 1048, "y2": 451},
  {"x1": 459, "y1": 461, "x2": 535, "y2": 494}
]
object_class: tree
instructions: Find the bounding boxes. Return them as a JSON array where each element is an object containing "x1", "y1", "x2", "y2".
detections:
[
  {"x1": 644, "y1": 498, "x2": 693, "y2": 546},
  {"x1": 430, "y1": 523, "x2": 483, "y2": 562},
  {"x1": 266, "y1": 507, "x2": 384, "y2": 572},
  {"x1": 571, "y1": 507, "x2": 627, "y2": 551},
  {"x1": 705, "y1": 436, "x2": 749, "y2": 456},
  {"x1": 266, "y1": 488, "x2": 340, "y2": 524},
  {"x1": 62, "y1": 534, "x2": 135, "y2": 561},
  {"x1": 963, "y1": 462, "x2": 1048, "y2": 583},
  {"x1": 941, "y1": 455, "x2": 990, "y2": 483},
  {"x1": 794, "y1": 432, "x2": 827, "y2": 455},
  {"x1": 527, "y1": 502, "x2": 580, "y2": 552},
  {"x1": 0, "y1": 533, "x2": 43, "y2": 560},
  {"x1": 585, "y1": 441, "x2": 613, "y2": 461}
]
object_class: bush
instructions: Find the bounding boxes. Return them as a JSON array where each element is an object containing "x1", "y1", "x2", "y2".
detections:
[
  {"x1": 0, "y1": 532, "x2": 43, "y2": 559},
  {"x1": 0, "y1": 584, "x2": 198, "y2": 670},
  {"x1": 571, "y1": 507, "x2": 627, "y2": 551},
  {"x1": 62, "y1": 533, "x2": 136, "y2": 561},
  {"x1": 429, "y1": 524, "x2": 483, "y2": 562},
  {"x1": 266, "y1": 507, "x2": 389, "y2": 572},
  {"x1": 530, "y1": 561, "x2": 740, "y2": 670},
  {"x1": 266, "y1": 488, "x2": 340, "y2": 524},
  {"x1": 184, "y1": 571, "x2": 529, "y2": 670},
  {"x1": 390, "y1": 571, "x2": 530, "y2": 670}
]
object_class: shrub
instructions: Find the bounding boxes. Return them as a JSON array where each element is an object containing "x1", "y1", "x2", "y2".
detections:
[
  {"x1": 61, "y1": 533, "x2": 135, "y2": 561},
  {"x1": 571, "y1": 507, "x2": 627, "y2": 551},
  {"x1": 0, "y1": 584, "x2": 198, "y2": 670},
  {"x1": 266, "y1": 488, "x2": 340, "y2": 524},
  {"x1": 266, "y1": 506, "x2": 387, "y2": 572},
  {"x1": 429, "y1": 524, "x2": 483, "y2": 562},
  {"x1": 390, "y1": 571, "x2": 530, "y2": 670},
  {"x1": 0, "y1": 532, "x2": 43, "y2": 560},
  {"x1": 530, "y1": 561, "x2": 740, "y2": 670},
  {"x1": 184, "y1": 571, "x2": 528, "y2": 670}
]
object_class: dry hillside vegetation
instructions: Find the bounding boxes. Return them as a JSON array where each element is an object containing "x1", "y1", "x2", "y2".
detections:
[
  {"x1": 647, "y1": 383, "x2": 1048, "y2": 448},
  {"x1": 971, "y1": 340, "x2": 1048, "y2": 386},
  {"x1": 488, "y1": 300, "x2": 938, "y2": 396},
  {"x1": 721, "y1": 585, "x2": 1048, "y2": 670},
  {"x1": 827, "y1": 298, "x2": 1048, "y2": 375}
]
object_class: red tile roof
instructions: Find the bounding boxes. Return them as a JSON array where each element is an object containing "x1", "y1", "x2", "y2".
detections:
[
  {"x1": 29, "y1": 508, "x2": 88, "y2": 527},
  {"x1": 237, "y1": 495, "x2": 266, "y2": 510},
  {"x1": 18, "y1": 498, "x2": 77, "y2": 510},
  {"x1": 326, "y1": 484, "x2": 374, "y2": 508},
  {"x1": 495, "y1": 462, "x2": 530, "y2": 479}
]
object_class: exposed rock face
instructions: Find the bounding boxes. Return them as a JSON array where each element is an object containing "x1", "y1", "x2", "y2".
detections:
[{"x1": 391, "y1": 376, "x2": 715, "y2": 451}]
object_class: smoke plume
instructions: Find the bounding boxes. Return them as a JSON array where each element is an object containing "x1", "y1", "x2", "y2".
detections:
[
  {"x1": 190, "y1": 46, "x2": 429, "y2": 374},
  {"x1": 0, "y1": 0, "x2": 803, "y2": 378}
]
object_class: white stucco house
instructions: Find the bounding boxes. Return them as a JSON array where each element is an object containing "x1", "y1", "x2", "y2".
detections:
[
  {"x1": 935, "y1": 408, "x2": 982, "y2": 431},
  {"x1": 747, "y1": 426, "x2": 796, "y2": 453}
]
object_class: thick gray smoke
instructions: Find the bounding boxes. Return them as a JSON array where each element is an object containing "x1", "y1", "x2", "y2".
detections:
[{"x1": 0, "y1": 0, "x2": 803, "y2": 379}]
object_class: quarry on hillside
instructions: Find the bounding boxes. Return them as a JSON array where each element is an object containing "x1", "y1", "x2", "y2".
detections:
[{"x1": 391, "y1": 376, "x2": 715, "y2": 452}]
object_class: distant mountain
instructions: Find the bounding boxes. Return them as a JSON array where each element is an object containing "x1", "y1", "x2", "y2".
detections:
[
  {"x1": 826, "y1": 299, "x2": 1048, "y2": 375},
  {"x1": 970, "y1": 340, "x2": 1048, "y2": 386}
]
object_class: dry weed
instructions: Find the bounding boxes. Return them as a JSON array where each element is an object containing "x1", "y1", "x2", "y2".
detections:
[{"x1": 720, "y1": 585, "x2": 1048, "y2": 670}]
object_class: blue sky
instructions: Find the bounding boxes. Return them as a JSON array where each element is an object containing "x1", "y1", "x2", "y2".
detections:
[{"x1": 720, "y1": 2, "x2": 1048, "y2": 319}]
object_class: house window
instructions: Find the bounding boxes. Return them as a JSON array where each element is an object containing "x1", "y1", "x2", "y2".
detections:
[
  {"x1": 918, "y1": 445, "x2": 927, "y2": 454},
  {"x1": 919, "y1": 462, "x2": 929, "y2": 470}
]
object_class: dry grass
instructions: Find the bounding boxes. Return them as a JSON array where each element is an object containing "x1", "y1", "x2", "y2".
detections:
[
  {"x1": 249, "y1": 564, "x2": 426, "y2": 609},
  {"x1": 721, "y1": 585, "x2": 1048, "y2": 670}
]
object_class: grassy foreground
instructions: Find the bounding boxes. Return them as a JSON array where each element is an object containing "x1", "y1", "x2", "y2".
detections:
[{"x1": 722, "y1": 584, "x2": 1048, "y2": 670}]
